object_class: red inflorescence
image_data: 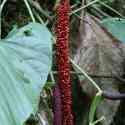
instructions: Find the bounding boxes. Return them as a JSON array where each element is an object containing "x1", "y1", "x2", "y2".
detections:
[
  {"x1": 56, "y1": 0, "x2": 74, "y2": 125},
  {"x1": 53, "y1": 84, "x2": 62, "y2": 125}
]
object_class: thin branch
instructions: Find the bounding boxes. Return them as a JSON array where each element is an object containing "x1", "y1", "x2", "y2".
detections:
[
  {"x1": 73, "y1": 10, "x2": 101, "y2": 23},
  {"x1": 91, "y1": 5, "x2": 111, "y2": 18},
  {"x1": 71, "y1": 0, "x2": 101, "y2": 15},
  {"x1": 33, "y1": 9, "x2": 45, "y2": 25},
  {"x1": 0, "y1": 0, "x2": 8, "y2": 39},
  {"x1": 71, "y1": 4, "x2": 78, "y2": 9},
  {"x1": 68, "y1": 60, "x2": 125, "y2": 100},
  {"x1": 99, "y1": 1, "x2": 125, "y2": 18},
  {"x1": 71, "y1": 0, "x2": 125, "y2": 19},
  {"x1": 70, "y1": 58, "x2": 102, "y2": 93},
  {"x1": 0, "y1": 0, "x2": 7, "y2": 10},
  {"x1": 23, "y1": 0, "x2": 36, "y2": 22},
  {"x1": 93, "y1": 116, "x2": 105, "y2": 125},
  {"x1": 37, "y1": 113, "x2": 47, "y2": 125},
  {"x1": 28, "y1": 0, "x2": 53, "y2": 21},
  {"x1": 50, "y1": 71, "x2": 56, "y2": 84}
]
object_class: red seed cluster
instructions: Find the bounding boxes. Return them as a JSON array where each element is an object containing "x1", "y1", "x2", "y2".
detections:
[{"x1": 56, "y1": 0, "x2": 74, "y2": 125}]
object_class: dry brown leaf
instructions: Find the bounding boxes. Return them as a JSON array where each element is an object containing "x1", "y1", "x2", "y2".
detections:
[{"x1": 73, "y1": 14, "x2": 125, "y2": 125}]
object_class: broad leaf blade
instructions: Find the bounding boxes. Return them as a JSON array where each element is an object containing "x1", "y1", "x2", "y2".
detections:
[
  {"x1": 74, "y1": 14, "x2": 122, "y2": 125},
  {"x1": 0, "y1": 23, "x2": 52, "y2": 125},
  {"x1": 101, "y1": 18, "x2": 125, "y2": 43}
]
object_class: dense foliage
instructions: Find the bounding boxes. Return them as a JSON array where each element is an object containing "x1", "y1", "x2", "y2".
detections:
[{"x1": 1, "y1": 0, "x2": 125, "y2": 125}]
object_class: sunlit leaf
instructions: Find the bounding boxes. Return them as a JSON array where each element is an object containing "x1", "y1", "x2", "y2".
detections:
[{"x1": 0, "y1": 22, "x2": 52, "y2": 125}]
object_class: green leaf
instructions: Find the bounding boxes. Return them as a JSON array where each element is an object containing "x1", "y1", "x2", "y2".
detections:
[
  {"x1": 0, "y1": 22, "x2": 52, "y2": 125},
  {"x1": 101, "y1": 18, "x2": 125, "y2": 43},
  {"x1": 89, "y1": 92, "x2": 103, "y2": 125},
  {"x1": 6, "y1": 25, "x2": 18, "y2": 39}
]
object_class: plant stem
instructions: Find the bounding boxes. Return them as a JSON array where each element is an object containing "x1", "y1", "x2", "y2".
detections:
[
  {"x1": 0, "y1": 0, "x2": 7, "y2": 10},
  {"x1": 33, "y1": 9, "x2": 45, "y2": 25},
  {"x1": 98, "y1": 1, "x2": 125, "y2": 18},
  {"x1": 92, "y1": 5, "x2": 111, "y2": 18},
  {"x1": 23, "y1": 0, "x2": 36, "y2": 22},
  {"x1": 93, "y1": 116, "x2": 105, "y2": 125},
  {"x1": 28, "y1": 0, "x2": 52, "y2": 21},
  {"x1": 70, "y1": 58, "x2": 102, "y2": 93},
  {"x1": 0, "y1": 0, "x2": 7, "y2": 39},
  {"x1": 71, "y1": 0, "x2": 101, "y2": 15},
  {"x1": 53, "y1": 84, "x2": 62, "y2": 125},
  {"x1": 50, "y1": 71, "x2": 56, "y2": 84}
]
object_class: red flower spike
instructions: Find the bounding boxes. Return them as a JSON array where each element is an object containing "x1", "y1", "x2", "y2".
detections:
[
  {"x1": 56, "y1": 0, "x2": 74, "y2": 125},
  {"x1": 53, "y1": 84, "x2": 62, "y2": 125}
]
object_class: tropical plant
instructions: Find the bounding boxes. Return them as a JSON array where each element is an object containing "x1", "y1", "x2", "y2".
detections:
[{"x1": 1, "y1": 0, "x2": 125, "y2": 125}]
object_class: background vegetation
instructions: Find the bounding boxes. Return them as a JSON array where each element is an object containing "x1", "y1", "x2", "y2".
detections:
[{"x1": 1, "y1": 0, "x2": 125, "y2": 125}]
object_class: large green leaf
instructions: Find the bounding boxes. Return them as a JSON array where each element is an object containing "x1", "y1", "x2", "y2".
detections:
[
  {"x1": 0, "y1": 22, "x2": 52, "y2": 125},
  {"x1": 101, "y1": 18, "x2": 125, "y2": 43}
]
